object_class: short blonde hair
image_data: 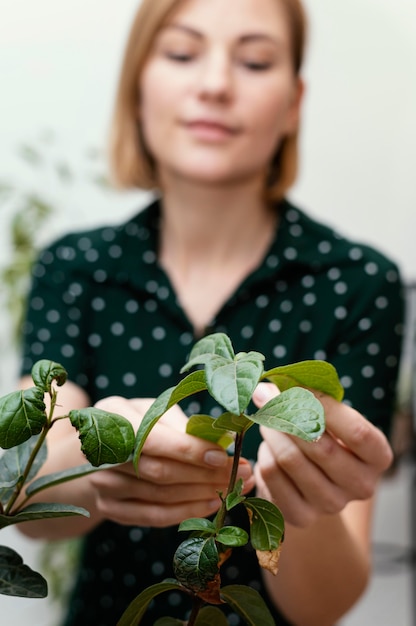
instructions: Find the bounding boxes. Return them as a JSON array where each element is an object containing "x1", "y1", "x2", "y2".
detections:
[{"x1": 109, "y1": 0, "x2": 307, "y2": 202}]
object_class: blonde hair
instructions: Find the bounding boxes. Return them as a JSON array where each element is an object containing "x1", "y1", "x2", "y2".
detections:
[{"x1": 109, "y1": 0, "x2": 307, "y2": 202}]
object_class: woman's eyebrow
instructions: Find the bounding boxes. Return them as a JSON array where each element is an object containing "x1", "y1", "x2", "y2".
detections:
[
  {"x1": 163, "y1": 23, "x2": 204, "y2": 40},
  {"x1": 163, "y1": 24, "x2": 282, "y2": 48}
]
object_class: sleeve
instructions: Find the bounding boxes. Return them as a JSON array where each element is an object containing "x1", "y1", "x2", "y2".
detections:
[
  {"x1": 328, "y1": 256, "x2": 405, "y2": 437},
  {"x1": 20, "y1": 236, "x2": 92, "y2": 392}
]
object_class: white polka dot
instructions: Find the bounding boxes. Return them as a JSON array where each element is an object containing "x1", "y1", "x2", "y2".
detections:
[
  {"x1": 273, "y1": 345, "x2": 287, "y2": 359},
  {"x1": 299, "y1": 320, "x2": 312, "y2": 333},
  {"x1": 69, "y1": 282, "x2": 83, "y2": 297},
  {"x1": 159, "y1": 363, "x2": 173, "y2": 377},
  {"x1": 41, "y1": 250, "x2": 54, "y2": 264},
  {"x1": 78, "y1": 237, "x2": 92, "y2": 251},
  {"x1": 289, "y1": 224, "x2": 303, "y2": 237},
  {"x1": 57, "y1": 246, "x2": 76, "y2": 261},
  {"x1": 143, "y1": 250, "x2": 156, "y2": 264},
  {"x1": 32, "y1": 264, "x2": 46, "y2": 278},
  {"x1": 210, "y1": 406, "x2": 222, "y2": 418},
  {"x1": 327, "y1": 268, "x2": 341, "y2": 281},
  {"x1": 85, "y1": 249, "x2": 99, "y2": 263},
  {"x1": 303, "y1": 293, "x2": 317, "y2": 306},
  {"x1": 179, "y1": 332, "x2": 193, "y2": 346},
  {"x1": 286, "y1": 209, "x2": 299, "y2": 222},
  {"x1": 123, "y1": 373, "x2": 137, "y2": 386},
  {"x1": 283, "y1": 247, "x2": 297, "y2": 260},
  {"x1": 66, "y1": 324, "x2": 80, "y2": 338},
  {"x1": 318, "y1": 241, "x2": 332, "y2": 254},
  {"x1": 266, "y1": 255, "x2": 279, "y2": 268},
  {"x1": 96, "y1": 375, "x2": 109, "y2": 389},
  {"x1": 109, "y1": 245, "x2": 122, "y2": 259},
  {"x1": 68, "y1": 307, "x2": 81, "y2": 321},
  {"x1": 256, "y1": 295, "x2": 269, "y2": 308},
  {"x1": 386, "y1": 269, "x2": 399, "y2": 283},
  {"x1": 152, "y1": 327, "x2": 166, "y2": 340},
  {"x1": 129, "y1": 528, "x2": 143, "y2": 542},
  {"x1": 125, "y1": 300, "x2": 139, "y2": 314},
  {"x1": 365, "y1": 262, "x2": 379, "y2": 276},
  {"x1": 314, "y1": 350, "x2": 327, "y2": 360},
  {"x1": 349, "y1": 247, "x2": 363, "y2": 261},
  {"x1": 340, "y1": 375, "x2": 353, "y2": 388},
  {"x1": 111, "y1": 322, "x2": 124, "y2": 336},
  {"x1": 301, "y1": 275, "x2": 315, "y2": 288},
  {"x1": 102, "y1": 228, "x2": 116, "y2": 242},
  {"x1": 129, "y1": 337, "x2": 143, "y2": 351},
  {"x1": 186, "y1": 401, "x2": 201, "y2": 414},
  {"x1": 146, "y1": 280, "x2": 159, "y2": 293},
  {"x1": 367, "y1": 343, "x2": 380, "y2": 355},
  {"x1": 334, "y1": 282, "x2": 348, "y2": 295},
  {"x1": 145, "y1": 300, "x2": 158, "y2": 313},
  {"x1": 362, "y1": 365, "x2": 375, "y2": 378},
  {"x1": 157, "y1": 286, "x2": 170, "y2": 300},
  {"x1": 31, "y1": 342, "x2": 44, "y2": 355},
  {"x1": 37, "y1": 328, "x2": 51, "y2": 342},
  {"x1": 280, "y1": 300, "x2": 293, "y2": 313},
  {"x1": 358, "y1": 318, "x2": 372, "y2": 331},
  {"x1": 373, "y1": 388, "x2": 385, "y2": 400},
  {"x1": 241, "y1": 325, "x2": 254, "y2": 339},
  {"x1": 375, "y1": 296, "x2": 388, "y2": 309},
  {"x1": 31, "y1": 297, "x2": 44, "y2": 311},
  {"x1": 334, "y1": 306, "x2": 347, "y2": 319},
  {"x1": 46, "y1": 310, "x2": 61, "y2": 323},
  {"x1": 338, "y1": 342, "x2": 350, "y2": 354},
  {"x1": 151, "y1": 561, "x2": 165, "y2": 576},
  {"x1": 88, "y1": 334, "x2": 102, "y2": 347},
  {"x1": 61, "y1": 344, "x2": 75, "y2": 358},
  {"x1": 92, "y1": 297, "x2": 106, "y2": 311},
  {"x1": 269, "y1": 319, "x2": 282, "y2": 333},
  {"x1": 93, "y1": 269, "x2": 107, "y2": 282}
]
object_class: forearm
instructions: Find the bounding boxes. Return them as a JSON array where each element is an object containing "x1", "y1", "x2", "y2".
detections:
[{"x1": 264, "y1": 500, "x2": 373, "y2": 626}]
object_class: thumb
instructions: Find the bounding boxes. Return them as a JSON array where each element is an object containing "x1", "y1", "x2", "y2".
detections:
[{"x1": 252, "y1": 382, "x2": 280, "y2": 408}]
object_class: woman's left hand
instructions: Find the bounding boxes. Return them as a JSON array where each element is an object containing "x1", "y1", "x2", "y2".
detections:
[{"x1": 252, "y1": 383, "x2": 393, "y2": 528}]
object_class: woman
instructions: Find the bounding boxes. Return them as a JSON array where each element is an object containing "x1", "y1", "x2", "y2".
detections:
[{"x1": 19, "y1": 0, "x2": 404, "y2": 624}]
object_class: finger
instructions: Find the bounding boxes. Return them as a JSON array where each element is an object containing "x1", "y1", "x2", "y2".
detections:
[{"x1": 252, "y1": 382, "x2": 280, "y2": 408}]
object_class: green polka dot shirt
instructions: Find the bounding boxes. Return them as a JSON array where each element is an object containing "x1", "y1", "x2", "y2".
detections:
[{"x1": 21, "y1": 198, "x2": 404, "y2": 626}]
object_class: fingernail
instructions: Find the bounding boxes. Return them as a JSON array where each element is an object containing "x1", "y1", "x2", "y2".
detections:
[
  {"x1": 254, "y1": 382, "x2": 275, "y2": 402},
  {"x1": 204, "y1": 450, "x2": 228, "y2": 467}
]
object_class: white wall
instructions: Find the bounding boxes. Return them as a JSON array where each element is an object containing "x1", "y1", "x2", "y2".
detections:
[{"x1": 0, "y1": 1, "x2": 415, "y2": 624}]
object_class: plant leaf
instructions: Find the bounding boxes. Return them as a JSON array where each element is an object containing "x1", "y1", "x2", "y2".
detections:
[
  {"x1": 194, "y1": 606, "x2": 229, "y2": 625},
  {"x1": 213, "y1": 412, "x2": 252, "y2": 434},
  {"x1": 133, "y1": 371, "x2": 207, "y2": 471},
  {"x1": 217, "y1": 526, "x2": 249, "y2": 547},
  {"x1": 25, "y1": 461, "x2": 116, "y2": 498},
  {"x1": 0, "y1": 545, "x2": 47, "y2": 598},
  {"x1": 263, "y1": 360, "x2": 344, "y2": 401},
  {"x1": 180, "y1": 333, "x2": 235, "y2": 372},
  {"x1": 178, "y1": 518, "x2": 216, "y2": 534},
  {"x1": 69, "y1": 408, "x2": 135, "y2": 466},
  {"x1": 0, "y1": 387, "x2": 46, "y2": 449},
  {"x1": 249, "y1": 387, "x2": 325, "y2": 441},
  {"x1": 186, "y1": 415, "x2": 234, "y2": 449},
  {"x1": 173, "y1": 537, "x2": 219, "y2": 594},
  {"x1": 31, "y1": 359, "x2": 68, "y2": 392},
  {"x1": 220, "y1": 585, "x2": 275, "y2": 626},
  {"x1": 244, "y1": 498, "x2": 284, "y2": 552},
  {"x1": 154, "y1": 618, "x2": 185, "y2": 626},
  {"x1": 117, "y1": 580, "x2": 184, "y2": 626},
  {"x1": 0, "y1": 435, "x2": 47, "y2": 506},
  {"x1": 226, "y1": 479, "x2": 246, "y2": 511},
  {"x1": 0, "y1": 503, "x2": 89, "y2": 529},
  {"x1": 205, "y1": 353, "x2": 264, "y2": 415}
]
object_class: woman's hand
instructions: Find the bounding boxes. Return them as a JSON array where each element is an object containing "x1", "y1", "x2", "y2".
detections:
[
  {"x1": 89, "y1": 396, "x2": 255, "y2": 528},
  {"x1": 252, "y1": 383, "x2": 393, "y2": 528}
]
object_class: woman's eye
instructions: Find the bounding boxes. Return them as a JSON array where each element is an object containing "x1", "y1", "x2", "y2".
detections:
[
  {"x1": 165, "y1": 51, "x2": 194, "y2": 63},
  {"x1": 242, "y1": 60, "x2": 272, "y2": 71}
]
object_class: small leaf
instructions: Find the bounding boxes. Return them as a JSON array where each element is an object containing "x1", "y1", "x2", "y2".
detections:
[
  {"x1": 186, "y1": 415, "x2": 234, "y2": 449},
  {"x1": 178, "y1": 518, "x2": 216, "y2": 534},
  {"x1": 0, "y1": 436, "x2": 47, "y2": 506},
  {"x1": 220, "y1": 585, "x2": 275, "y2": 626},
  {"x1": 173, "y1": 537, "x2": 219, "y2": 594},
  {"x1": 250, "y1": 387, "x2": 325, "y2": 441},
  {"x1": 194, "y1": 606, "x2": 229, "y2": 626},
  {"x1": 180, "y1": 333, "x2": 235, "y2": 373},
  {"x1": 226, "y1": 479, "x2": 246, "y2": 511},
  {"x1": 0, "y1": 387, "x2": 46, "y2": 449},
  {"x1": 31, "y1": 360, "x2": 68, "y2": 392},
  {"x1": 244, "y1": 498, "x2": 284, "y2": 552},
  {"x1": 0, "y1": 503, "x2": 89, "y2": 529},
  {"x1": 205, "y1": 353, "x2": 264, "y2": 415},
  {"x1": 263, "y1": 360, "x2": 344, "y2": 402},
  {"x1": 217, "y1": 526, "x2": 249, "y2": 547},
  {"x1": 69, "y1": 408, "x2": 135, "y2": 466},
  {"x1": 0, "y1": 546, "x2": 47, "y2": 598},
  {"x1": 117, "y1": 580, "x2": 185, "y2": 626},
  {"x1": 133, "y1": 371, "x2": 207, "y2": 471},
  {"x1": 213, "y1": 412, "x2": 252, "y2": 434}
]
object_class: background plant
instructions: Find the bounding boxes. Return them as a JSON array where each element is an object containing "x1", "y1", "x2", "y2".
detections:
[{"x1": 0, "y1": 333, "x2": 343, "y2": 625}]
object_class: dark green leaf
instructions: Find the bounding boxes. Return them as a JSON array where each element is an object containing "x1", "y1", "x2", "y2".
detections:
[
  {"x1": 0, "y1": 503, "x2": 89, "y2": 529},
  {"x1": 217, "y1": 526, "x2": 248, "y2": 547},
  {"x1": 263, "y1": 360, "x2": 344, "y2": 402},
  {"x1": 173, "y1": 537, "x2": 219, "y2": 593},
  {"x1": 154, "y1": 618, "x2": 185, "y2": 626},
  {"x1": 31, "y1": 359, "x2": 67, "y2": 392},
  {"x1": 69, "y1": 408, "x2": 135, "y2": 466},
  {"x1": 186, "y1": 415, "x2": 234, "y2": 449},
  {"x1": 226, "y1": 479, "x2": 246, "y2": 511},
  {"x1": 250, "y1": 387, "x2": 325, "y2": 441},
  {"x1": 0, "y1": 546, "x2": 47, "y2": 598},
  {"x1": 0, "y1": 435, "x2": 47, "y2": 506},
  {"x1": 220, "y1": 585, "x2": 275, "y2": 626},
  {"x1": 178, "y1": 518, "x2": 216, "y2": 534},
  {"x1": 133, "y1": 371, "x2": 207, "y2": 471},
  {"x1": 180, "y1": 333, "x2": 235, "y2": 373},
  {"x1": 205, "y1": 353, "x2": 264, "y2": 415},
  {"x1": 194, "y1": 606, "x2": 229, "y2": 625},
  {"x1": 117, "y1": 580, "x2": 184, "y2": 626},
  {"x1": 213, "y1": 412, "x2": 252, "y2": 434},
  {"x1": 244, "y1": 498, "x2": 284, "y2": 551},
  {"x1": 0, "y1": 387, "x2": 46, "y2": 449}
]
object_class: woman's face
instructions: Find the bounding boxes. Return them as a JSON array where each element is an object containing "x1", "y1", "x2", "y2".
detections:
[{"x1": 139, "y1": 0, "x2": 303, "y2": 188}]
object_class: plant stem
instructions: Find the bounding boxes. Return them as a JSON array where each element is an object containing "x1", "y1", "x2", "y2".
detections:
[
  {"x1": 187, "y1": 596, "x2": 204, "y2": 626},
  {"x1": 215, "y1": 430, "x2": 245, "y2": 531}
]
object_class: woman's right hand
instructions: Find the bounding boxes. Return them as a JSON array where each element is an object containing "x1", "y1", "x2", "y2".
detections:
[{"x1": 88, "y1": 396, "x2": 255, "y2": 528}]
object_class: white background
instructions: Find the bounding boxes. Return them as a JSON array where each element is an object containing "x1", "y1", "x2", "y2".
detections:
[{"x1": 0, "y1": 1, "x2": 415, "y2": 624}]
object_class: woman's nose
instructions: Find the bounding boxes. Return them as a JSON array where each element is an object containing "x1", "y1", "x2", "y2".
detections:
[{"x1": 196, "y1": 50, "x2": 234, "y2": 103}]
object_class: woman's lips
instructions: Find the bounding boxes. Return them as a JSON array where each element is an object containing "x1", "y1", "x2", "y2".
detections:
[{"x1": 184, "y1": 120, "x2": 239, "y2": 142}]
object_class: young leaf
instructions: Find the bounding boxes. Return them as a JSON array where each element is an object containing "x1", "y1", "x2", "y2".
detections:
[
  {"x1": 216, "y1": 526, "x2": 249, "y2": 547},
  {"x1": 249, "y1": 387, "x2": 325, "y2": 441},
  {"x1": 213, "y1": 412, "x2": 252, "y2": 434},
  {"x1": 194, "y1": 606, "x2": 229, "y2": 626},
  {"x1": 226, "y1": 479, "x2": 246, "y2": 511},
  {"x1": 180, "y1": 332, "x2": 235, "y2": 373},
  {"x1": 0, "y1": 435, "x2": 47, "y2": 506},
  {"x1": 31, "y1": 359, "x2": 68, "y2": 393},
  {"x1": 205, "y1": 353, "x2": 264, "y2": 415},
  {"x1": 0, "y1": 546, "x2": 47, "y2": 598},
  {"x1": 186, "y1": 415, "x2": 234, "y2": 449},
  {"x1": 0, "y1": 387, "x2": 46, "y2": 449},
  {"x1": 178, "y1": 518, "x2": 216, "y2": 534},
  {"x1": 220, "y1": 585, "x2": 275, "y2": 626},
  {"x1": 133, "y1": 371, "x2": 207, "y2": 470},
  {"x1": 69, "y1": 408, "x2": 135, "y2": 466},
  {"x1": 173, "y1": 537, "x2": 219, "y2": 594},
  {"x1": 117, "y1": 580, "x2": 185, "y2": 626},
  {"x1": 244, "y1": 498, "x2": 284, "y2": 552},
  {"x1": 0, "y1": 503, "x2": 89, "y2": 529},
  {"x1": 263, "y1": 360, "x2": 344, "y2": 402}
]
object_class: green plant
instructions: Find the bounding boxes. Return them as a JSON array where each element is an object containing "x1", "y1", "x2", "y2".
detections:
[{"x1": 0, "y1": 333, "x2": 343, "y2": 625}]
